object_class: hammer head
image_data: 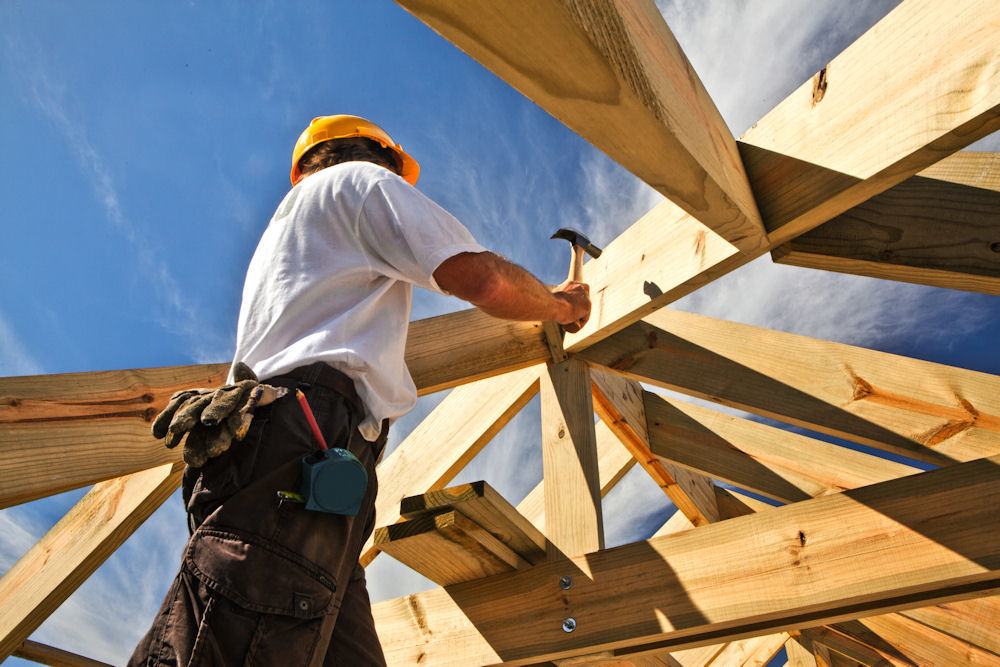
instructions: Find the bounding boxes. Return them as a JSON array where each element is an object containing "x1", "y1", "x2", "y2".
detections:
[{"x1": 551, "y1": 227, "x2": 603, "y2": 258}]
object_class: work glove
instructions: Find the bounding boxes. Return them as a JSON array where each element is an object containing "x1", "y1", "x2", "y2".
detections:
[{"x1": 151, "y1": 362, "x2": 288, "y2": 467}]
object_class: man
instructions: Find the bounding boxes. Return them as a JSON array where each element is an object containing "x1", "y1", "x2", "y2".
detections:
[{"x1": 132, "y1": 114, "x2": 590, "y2": 665}]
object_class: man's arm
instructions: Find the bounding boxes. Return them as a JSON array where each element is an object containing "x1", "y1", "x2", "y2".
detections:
[{"x1": 433, "y1": 252, "x2": 591, "y2": 333}]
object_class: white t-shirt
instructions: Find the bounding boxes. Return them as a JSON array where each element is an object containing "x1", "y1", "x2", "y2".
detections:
[{"x1": 231, "y1": 161, "x2": 488, "y2": 440}]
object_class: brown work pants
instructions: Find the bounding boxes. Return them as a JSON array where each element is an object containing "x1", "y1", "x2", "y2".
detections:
[{"x1": 129, "y1": 363, "x2": 388, "y2": 666}]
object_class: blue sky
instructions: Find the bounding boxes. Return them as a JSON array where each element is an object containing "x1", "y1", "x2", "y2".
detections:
[{"x1": 2, "y1": 0, "x2": 998, "y2": 663}]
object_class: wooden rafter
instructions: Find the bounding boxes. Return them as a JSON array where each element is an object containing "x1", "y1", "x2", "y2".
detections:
[
  {"x1": 540, "y1": 358, "x2": 604, "y2": 557},
  {"x1": 773, "y1": 151, "x2": 1000, "y2": 295},
  {"x1": 741, "y1": 0, "x2": 1000, "y2": 246},
  {"x1": 372, "y1": 454, "x2": 1000, "y2": 664},
  {"x1": 0, "y1": 309, "x2": 547, "y2": 509},
  {"x1": 394, "y1": 0, "x2": 767, "y2": 253},
  {"x1": 0, "y1": 462, "x2": 183, "y2": 657},
  {"x1": 579, "y1": 308, "x2": 1000, "y2": 466},
  {"x1": 554, "y1": 0, "x2": 1000, "y2": 353},
  {"x1": 362, "y1": 365, "x2": 540, "y2": 566},
  {"x1": 590, "y1": 368, "x2": 718, "y2": 526},
  {"x1": 643, "y1": 391, "x2": 921, "y2": 503}
]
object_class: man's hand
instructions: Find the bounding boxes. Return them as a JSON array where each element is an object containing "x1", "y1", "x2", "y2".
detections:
[{"x1": 552, "y1": 279, "x2": 591, "y2": 333}]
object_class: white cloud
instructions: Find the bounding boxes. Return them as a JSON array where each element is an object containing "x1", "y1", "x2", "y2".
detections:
[
  {"x1": 0, "y1": 312, "x2": 43, "y2": 376},
  {"x1": 2, "y1": 34, "x2": 232, "y2": 365}
]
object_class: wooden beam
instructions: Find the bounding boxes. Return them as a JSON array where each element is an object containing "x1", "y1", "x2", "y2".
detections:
[
  {"x1": 858, "y1": 613, "x2": 1000, "y2": 666},
  {"x1": 785, "y1": 636, "x2": 819, "y2": 667},
  {"x1": 558, "y1": 0, "x2": 1000, "y2": 352},
  {"x1": 0, "y1": 462, "x2": 183, "y2": 658},
  {"x1": 0, "y1": 364, "x2": 224, "y2": 508},
  {"x1": 798, "y1": 626, "x2": 908, "y2": 667},
  {"x1": 721, "y1": 485, "x2": 1000, "y2": 667},
  {"x1": 644, "y1": 391, "x2": 921, "y2": 503},
  {"x1": 394, "y1": 0, "x2": 766, "y2": 252},
  {"x1": 399, "y1": 481, "x2": 548, "y2": 565},
  {"x1": 12, "y1": 640, "x2": 113, "y2": 667},
  {"x1": 373, "y1": 455, "x2": 1000, "y2": 665},
  {"x1": 899, "y1": 597, "x2": 1000, "y2": 657},
  {"x1": 406, "y1": 308, "x2": 549, "y2": 394},
  {"x1": 375, "y1": 509, "x2": 530, "y2": 586},
  {"x1": 362, "y1": 365, "x2": 539, "y2": 566},
  {"x1": 590, "y1": 368, "x2": 718, "y2": 526},
  {"x1": 0, "y1": 309, "x2": 548, "y2": 509},
  {"x1": 540, "y1": 358, "x2": 603, "y2": 557},
  {"x1": 578, "y1": 309, "x2": 1000, "y2": 466},
  {"x1": 740, "y1": 0, "x2": 1000, "y2": 246},
  {"x1": 702, "y1": 633, "x2": 788, "y2": 666},
  {"x1": 773, "y1": 152, "x2": 1000, "y2": 295},
  {"x1": 517, "y1": 418, "x2": 636, "y2": 533}
]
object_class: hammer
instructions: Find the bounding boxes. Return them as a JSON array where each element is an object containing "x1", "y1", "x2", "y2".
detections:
[{"x1": 551, "y1": 227, "x2": 603, "y2": 282}]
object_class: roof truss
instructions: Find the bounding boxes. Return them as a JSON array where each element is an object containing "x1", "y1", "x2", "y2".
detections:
[{"x1": 2, "y1": 0, "x2": 999, "y2": 663}]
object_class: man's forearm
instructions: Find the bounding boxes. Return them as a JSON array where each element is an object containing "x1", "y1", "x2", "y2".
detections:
[{"x1": 433, "y1": 252, "x2": 580, "y2": 324}]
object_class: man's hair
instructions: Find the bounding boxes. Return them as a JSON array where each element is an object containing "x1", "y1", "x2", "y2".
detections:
[{"x1": 297, "y1": 137, "x2": 401, "y2": 179}]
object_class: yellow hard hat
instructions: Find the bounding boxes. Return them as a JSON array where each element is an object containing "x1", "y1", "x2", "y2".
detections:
[{"x1": 290, "y1": 115, "x2": 420, "y2": 186}]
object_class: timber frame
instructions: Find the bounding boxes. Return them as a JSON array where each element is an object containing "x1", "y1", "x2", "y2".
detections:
[{"x1": 2, "y1": 1, "x2": 999, "y2": 664}]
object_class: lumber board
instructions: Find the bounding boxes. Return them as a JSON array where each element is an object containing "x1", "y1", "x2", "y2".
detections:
[
  {"x1": 540, "y1": 358, "x2": 604, "y2": 558},
  {"x1": 12, "y1": 640, "x2": 113, "y2": 667},
  {"x1": 644, "y1": 391, "x2": 920, "y2": 503},
  {"x1": 858, "y1": 613, "x2": 1000, "y2": 666},
  {"x1": 394, "y1": 0, "x2": 766, "y2": 252},
  {"x1": 0, "y1": 309, "x2": 547, "y2": 509},
  {"x1": 563, "y1": 198, "x2": 741, "y2": 353},
  {"x1": 373, "y1": 455, "x2": 1000, "y2": 665},
  {"x1": 703, "y1": 633, "x2": 788, "y2": 666},
  {"x1": 399, "y1": 480, "x2": 548, "y2": 565},
  {"x1": 405, "y1": 308, "x2": 549, "y2": 394},
  {"x1": 517, "y1": 419, "x2": 636, "y2": 533},
  {"x1": 899, "y1": 597, "x2": 1000, "y2": 657},
  {"x1": 374, "y1": 509, "x2": 529, "y2": 586},
  {"x1": 562, "y1": 0, "x2": 1000, "y2": 353},
  {"x1": 799, "y1": 626, "x2": 907, "y2": 667},
  {"x1": 0, "y1": 462, "x2": 183, "y2": 657},
  {"x1": 722, "y1": 484, "x2": 1000, "y2": 667},
  {"x1": 0, "y1": 364, "x2": 224, "y2": 508},
  {"x1": 785, "y1": 637, "x2": 819, "y2": 667},
  {"x1": 362, "y1": 365, "x2": 540, "y2": 566},
  {"x1": 740, "y1": 0, "x2": 1000, "y2": 246},
  {"x1": 590, "y1": 369, "x2": 718, "y2": 526},
  {"x1": 773, "y1": 152, "x2": 1000, "y2": 295},
  {"x1": 578, "y1": 309, "x2": 1000, "y2": 466}
]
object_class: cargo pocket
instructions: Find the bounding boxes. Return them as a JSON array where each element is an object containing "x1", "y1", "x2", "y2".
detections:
[{"x1": 185, "y1": 528, "x2": 337, "y2": 617}]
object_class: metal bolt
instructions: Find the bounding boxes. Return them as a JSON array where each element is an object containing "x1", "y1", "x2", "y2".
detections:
[
  {"x1": 562, "y1": 617, "x2": 577, "y2": 633},
  {"x1": 559, "y1": 575, "x2": 573, "y2": 590}
]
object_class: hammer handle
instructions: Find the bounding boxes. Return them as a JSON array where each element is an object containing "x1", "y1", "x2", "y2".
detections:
[{"x1": 568, "y1": 245, "x2": 585, "y2": 282}]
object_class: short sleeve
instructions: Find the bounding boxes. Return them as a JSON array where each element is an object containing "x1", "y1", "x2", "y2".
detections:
[{"x1": 358, "y1": 174, "x2": 488, "y2": 292}]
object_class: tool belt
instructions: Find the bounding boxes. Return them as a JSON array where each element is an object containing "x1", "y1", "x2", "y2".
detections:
[{"x1": 264, "y1": 362, "x2": 365, "y2": 422}]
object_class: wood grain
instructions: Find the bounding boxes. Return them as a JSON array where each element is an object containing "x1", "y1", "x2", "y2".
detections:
[
  {"x1": 579, "y1": 309, "x2": 1000, "y2": 466},
  {"x1": 362, "y1": 365, "x2": 540, "y2": 566},
  {"x1": 399, "y1": 480, "x2": 548, "y2": 566},
  {"x1": 540, "y1": 358, "x2": 604, "y2": 558},
  {"x1": 373, "y1": 455, "x2": 1000, "y2": 665},
  {"x1": 374, "y1": 510, "x2": 529, "y2": 586},
  {"x1": 394, "y1": 0, "x2": 766, "y2": 251},
  {"x1": 590, "y1": 368, "x2": 718, "y2": 526},
  {"x1": 644, "y1": 391, "x2": 920, "y2": 503},
  {"x1": 774, "y1": 152, "x2": 1000, "y2": 294},
  {"x1": 741, "y1": 0, "x2": 1000, "y2": 246},
  {"x1": 0, "y1": 462, "x2": 183, "y2": 657},
  {"x1": 0, "y1": 364, "x2": 226, "y2": 508}
]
